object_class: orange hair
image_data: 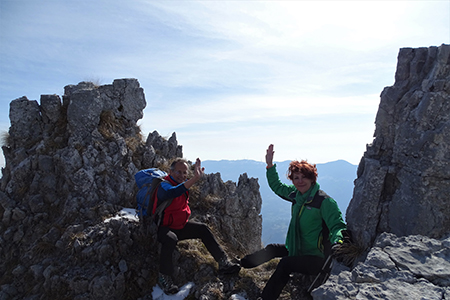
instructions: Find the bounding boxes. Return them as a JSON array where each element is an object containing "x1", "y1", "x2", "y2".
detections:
[{"x1": 287, "y1": 160, "x2": 318, "y2": 183}]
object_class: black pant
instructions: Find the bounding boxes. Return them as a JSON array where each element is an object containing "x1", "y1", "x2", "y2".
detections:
[
  {"x1": 240, "y1": 243, "x2": 288, "y2": 268},
  {"x1": 157, "y1": 220, "x2": 226, "y2": 275},
  {"x1": 241, "y1": 244, "x2": 325, "y2": 300}
]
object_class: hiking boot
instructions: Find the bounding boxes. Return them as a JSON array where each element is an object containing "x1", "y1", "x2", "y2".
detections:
[
  {"x1": 158, "y1": 272, "x2": 179, "y2": 294},
  {"x1": 218, "y1": 257, "x2": 240, "y2": 274}
]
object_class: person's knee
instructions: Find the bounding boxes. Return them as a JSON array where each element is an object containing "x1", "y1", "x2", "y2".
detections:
[
  {"x1": 160, "y1": 231, "x2": 178, "y2": 247},
  {"x1": 265, "y1": 244, "x2": 277, "y2": 252},
  {"x1": 265, "y1": 243, "x2": 286, "y2": 256}
]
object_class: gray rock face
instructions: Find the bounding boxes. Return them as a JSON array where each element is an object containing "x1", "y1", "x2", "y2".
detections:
[
  {"x1": 312, "y1": 233, "x2": 450, "y2": 300},
  {"x1": 197, "y1": 172, "x2": 263, "y2": 254},
  {"x1": 320, "y1": 44, "x2": 450, "y2": 300},
  {"x1": 0, "y1": 79, "x2": 262, "y2": 299},
  {"x1": 64, "y1": 79, "x2": 146, "y2": 147},
  {"x1": 347, "y1": 44, "x2": 450, "y2": 250}
]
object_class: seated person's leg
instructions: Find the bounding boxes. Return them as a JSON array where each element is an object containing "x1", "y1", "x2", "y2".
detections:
[
  {"x1": 240, "y1": 244, "x2": 288, "y2": 268},
  {"x1": 156, "y1": 226, "x2": 179, "y2": 294},
  {"x1": 261, "y1": 255, "x2": 325, "y2": 300},
  {"x1": 176, "y1": 220, "x2": 240, "y2": 274}
]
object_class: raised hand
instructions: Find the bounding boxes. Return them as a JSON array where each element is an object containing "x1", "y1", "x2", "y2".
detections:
[
  {"x1": 193, "y1": 158, "x2": 205, "y2": 179},
  {"x1": 183, "y1": 158, "x2": 205, "y2": 189},
  {"x1": 266, "y1": 144, "x2": 274, "y2": 168}
]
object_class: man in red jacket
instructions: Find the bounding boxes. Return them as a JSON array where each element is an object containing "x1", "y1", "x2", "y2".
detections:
[{"x1": 156, "y1": 157, "x2": 240, "y2": 294}]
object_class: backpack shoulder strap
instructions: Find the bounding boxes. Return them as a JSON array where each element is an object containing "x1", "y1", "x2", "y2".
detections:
[
  {"x1": 278, "y1": 190, "x2": 297, "y2": 204},
  {"x1": 307, "y1": 190, "x2": 332, "y2": 257},
  {"x1": 153, "y1": 196, "x2": 174, "y2": 227},
  {"x1": 306, "y1": 189, "x2": 328, "y2": 209},
  {"x1": 148, "y1": 178, "x2": 175, "y2": 227}
]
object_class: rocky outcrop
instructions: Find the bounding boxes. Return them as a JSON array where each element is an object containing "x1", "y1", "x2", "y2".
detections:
[
  {"x1": 0, "y1": 79, "x2": 262, "y2": 299},
  {"x1": 321, "y1": 44, "x2": 450, "y2": 300},
  {"x1": 347, "y1": 44, "x2": 450, "y2": 250},
  {"x1": 312, "y1": 233, "x2": 450, "y2": 300},
  {"x1": 195, "y1": 172, "x2": 262, "y2": 255}
]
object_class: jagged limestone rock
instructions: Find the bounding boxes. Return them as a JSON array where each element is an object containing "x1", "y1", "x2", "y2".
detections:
[
  {"x1": 8, "y1": 96, "x2": 43, "y2": 149},
  {"x1": 347, "y1": 44, "x2": 450, "y2": 250},
  {"x1": 195, "y1": 172, "x2": 263, "y2": 254},
  {"x1": 312, "y1": 233, "x2": 450, "y2": 300},
  {"x1": 317, "y1": 44, "x2": 450, "y2": 300},
  {"x1": 0, "y1": 78, "x2": 263, "y2": 300}
]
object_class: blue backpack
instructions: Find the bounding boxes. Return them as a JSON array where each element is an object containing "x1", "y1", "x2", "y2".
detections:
[{"x1": 135, "y1": 168, "x2": 173, "y2": 226}]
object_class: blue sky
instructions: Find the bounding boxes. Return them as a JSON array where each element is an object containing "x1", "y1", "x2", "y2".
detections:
[{"x1": 1, "y1": 1, "x2": 449, "y2": 169}]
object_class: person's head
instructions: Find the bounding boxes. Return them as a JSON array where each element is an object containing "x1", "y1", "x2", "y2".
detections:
[
  {"x1": 169, "y1": 158, "x2": 190, "y2": 183},
  {"x1": 287, "y1": 160, "x2": 318, "y2": 194}
]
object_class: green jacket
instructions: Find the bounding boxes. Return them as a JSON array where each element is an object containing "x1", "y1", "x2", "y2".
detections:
[{"x1": 266, "y1": 164, "x2": 346, "y2": 258}]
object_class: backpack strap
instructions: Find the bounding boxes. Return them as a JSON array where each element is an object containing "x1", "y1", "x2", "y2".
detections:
[
  {"x1": 278, "y1": 191, "x2": 297, "y2": 203},
  {"x1": 152, "y1": 196, "x2": 174, "y2": 227},
  {"x1": 306, "y1": 190, "x2": 332, "y2": 258},
  {"x1": 306, "y1": 189, "x2": 328, "y2": 209},
  {"x1": 143, "y1": 178, "x2": 175, "y2": 228}
]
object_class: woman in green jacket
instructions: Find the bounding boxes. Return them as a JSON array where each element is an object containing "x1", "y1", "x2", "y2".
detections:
[{"x1": 241, "y1": 144, "x2": 346, "y2": 299}]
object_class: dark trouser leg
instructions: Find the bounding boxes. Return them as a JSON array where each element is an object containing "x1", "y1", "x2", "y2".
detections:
[
  {"x1": 157, "y1": 220, "x2": 229, "y2": 275},
  {"x1": 157, "y1": 226, "x2": 178, "y2": 275},
  {"x1": 174, "y1": 220, "x2": 226, "y2": 261},
  {"x1": 240, "y1": 244, "x2": 288, "y2": 268},
  {"x1": 157, "y1": 221, "x2": 226, "y2": 275},
  {"x1": 261, "y1": 255, "x2": 325, "y2": 300}
]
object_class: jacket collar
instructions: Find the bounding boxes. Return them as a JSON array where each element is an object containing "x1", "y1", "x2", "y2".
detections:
[{"x1": 166, "y1": 175, "x2": 179, "y2": 185}]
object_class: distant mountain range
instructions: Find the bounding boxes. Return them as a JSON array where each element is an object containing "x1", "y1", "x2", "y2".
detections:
[{"x1": 203, "y1": 159, "x2": 357, "y2": 245}]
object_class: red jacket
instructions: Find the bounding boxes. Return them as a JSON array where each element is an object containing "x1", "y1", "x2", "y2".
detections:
[{"x1": 154, "y1": 175, "x2": 191, "y2": 230}]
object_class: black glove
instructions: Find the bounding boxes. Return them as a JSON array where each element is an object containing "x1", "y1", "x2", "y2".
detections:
[{"x1": 331, "y1": 242, "x2": 343, "y2": 258}]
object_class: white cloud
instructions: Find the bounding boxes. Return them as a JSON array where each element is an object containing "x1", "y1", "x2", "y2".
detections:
[{"x1": 142, "y1": 92, "x2": 380, "y2": 130}]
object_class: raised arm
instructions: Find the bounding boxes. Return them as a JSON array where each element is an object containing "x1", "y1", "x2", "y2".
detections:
[
  {"x1": 266, "y1": 144, "x2": 274, "y2": 168},
  {"x1": 265, "y1": 145, "x2": 297, "y2": 200}
]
